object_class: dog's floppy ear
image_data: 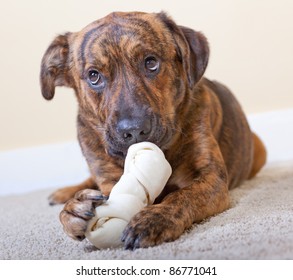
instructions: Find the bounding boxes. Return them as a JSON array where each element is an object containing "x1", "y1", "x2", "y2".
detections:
[
  {"x1": 159, "y1": 12, "x2": 209, "y2": 88},
  {"x1": 40, "y1": 33, "x2": 73, "y2": 100}
]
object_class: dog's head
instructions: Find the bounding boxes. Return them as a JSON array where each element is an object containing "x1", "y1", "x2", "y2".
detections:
[{"x1": 40, "y1": 12, "x2": 209, "y2": 158}]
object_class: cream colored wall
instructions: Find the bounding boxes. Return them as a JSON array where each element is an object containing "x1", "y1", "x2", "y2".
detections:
[{"x1": 1, "y1": 0, "x2": 293, "y2": 151}]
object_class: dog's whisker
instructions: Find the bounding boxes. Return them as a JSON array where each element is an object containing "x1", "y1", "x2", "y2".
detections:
[
  {"x1": 164, "y1": 112, "x2": 177, "y2": 116},
  {"x1": 95, "y1": 127, "x2": 106, "y2": 131}
]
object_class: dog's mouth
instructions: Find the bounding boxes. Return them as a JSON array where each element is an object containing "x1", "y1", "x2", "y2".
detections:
[
  {"x1": 107, "y1": 140, "x2": 160, "y2": 159},
  {"x1": 107, "y1": 147, "x2": 126, "y2": 159}
]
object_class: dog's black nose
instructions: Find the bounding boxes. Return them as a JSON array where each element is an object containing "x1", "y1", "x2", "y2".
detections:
[{"x1": 117, "y1": 118, "x2": 151, "y2": 143}]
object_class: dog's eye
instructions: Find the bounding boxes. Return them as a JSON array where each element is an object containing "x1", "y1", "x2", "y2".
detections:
[
  {"x1": 88, "y1": 70, "x2": 104, "y2": 87},
  {"x1": 145, "y1": 56, "x2": 160, "y2": 73}
]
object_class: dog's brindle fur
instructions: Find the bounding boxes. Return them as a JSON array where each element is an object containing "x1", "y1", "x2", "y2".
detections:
[{"x1": 40, "y1": 12, "x2": 266, "y2": 249}]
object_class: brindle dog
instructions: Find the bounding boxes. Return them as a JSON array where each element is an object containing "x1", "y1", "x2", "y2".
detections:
[{"x1": 40, "y1": 12, "x2": 266, "y2": 249}]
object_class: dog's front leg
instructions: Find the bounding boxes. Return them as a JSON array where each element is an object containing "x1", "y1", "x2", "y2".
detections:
[
  {"x1": 122, "y1": 142, "x2": 230, "y2": 249},
  {"x1": 48, "y1": 177, "x2": 98, "y2": 205}
]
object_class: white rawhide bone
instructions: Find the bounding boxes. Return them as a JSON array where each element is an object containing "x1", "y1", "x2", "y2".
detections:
[{"x1": 85, "y1": 142, "x2": 172, "y2": 249}]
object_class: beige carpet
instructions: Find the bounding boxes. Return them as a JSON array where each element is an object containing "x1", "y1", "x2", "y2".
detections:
[{"x1": 0, "y1": 161, "x2": 292, "y2": 260}]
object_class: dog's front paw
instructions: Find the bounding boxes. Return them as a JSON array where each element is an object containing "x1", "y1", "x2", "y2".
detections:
[
  {"x1": 59, "y1": 189, "x2": 106, "y2": 241},
  {"x1": 48, "y1": 187, "x2": 76, "y2": 205},
  {"x1": 121, "y1": 205, "x2": 183, "y2": 250}
]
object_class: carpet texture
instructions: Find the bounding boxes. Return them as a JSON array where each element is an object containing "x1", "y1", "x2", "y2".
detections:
[{"x1": 0, "y1": 161, "x2": 292, "y2": 260}]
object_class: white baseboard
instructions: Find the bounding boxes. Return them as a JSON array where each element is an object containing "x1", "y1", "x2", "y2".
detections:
[{"x1": 0, "y1": 141, "x2": 89, "y2": 196}]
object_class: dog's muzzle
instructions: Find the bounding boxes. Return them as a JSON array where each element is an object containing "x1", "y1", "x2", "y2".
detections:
[{"x1": 106, "y1": 114, "x2": 170, "y2": 158}]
